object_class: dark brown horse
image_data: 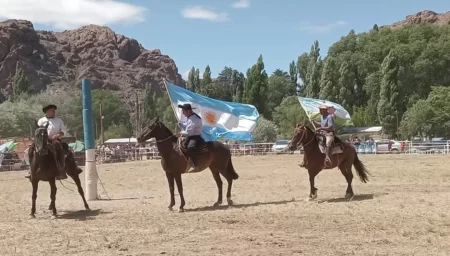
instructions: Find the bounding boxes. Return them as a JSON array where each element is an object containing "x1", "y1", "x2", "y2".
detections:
[
  {"x1": 288, "y1": 124, "x2": 369, "y2": 201},
  {"x1": 137, "y1": 117, "x2": 239, "y2": 212},
  {"x1": 29, "y1": 122, "x2": 90, "y2": 219}
]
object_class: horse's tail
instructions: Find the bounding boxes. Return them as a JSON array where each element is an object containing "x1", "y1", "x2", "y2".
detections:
[
  {"x1": 227, "y1": 158, "x2": 239, "y2": 180},
  {"x1": 353, "y1": 152, "x2": 370, "y2": 183}
]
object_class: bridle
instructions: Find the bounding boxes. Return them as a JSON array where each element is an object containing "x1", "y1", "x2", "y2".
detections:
[
  {"x1": 293, "y1": 127, "x2": 315, "y2": 149},
  {"x1": 34, "y1": 127, "x2": 49, "y2": 155},
  {"x1": 140, "y1": 122, "x2": 177, "y2": 144}
]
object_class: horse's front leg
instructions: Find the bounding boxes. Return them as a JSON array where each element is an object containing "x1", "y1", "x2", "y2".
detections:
[
  {"x1": 49, "y1": 178, "x2": 57, "y2": 218},
  {"x1": 308, "y1": 168, "x2": 319, "y2": 200},
  {"x1": 174, "y1": 173, "x2": 185, "y2": 212},
  {"x1": 30, "y1": 180, "x2": 39, "y2": 218},
  {"x1": 69, "y1": 173, "x2": 90, "y2": 210},
  {"x1": 165, "y1": 172, "x2": 175, "y2": 211}
]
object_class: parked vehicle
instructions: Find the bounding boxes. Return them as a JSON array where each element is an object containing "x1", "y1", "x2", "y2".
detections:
[
  {"x1": 272, "y1": 140, "x2": 290, "y2": 154},
  {"x1": 375, "y1": 139, "x2": 403, "y2": 153}
]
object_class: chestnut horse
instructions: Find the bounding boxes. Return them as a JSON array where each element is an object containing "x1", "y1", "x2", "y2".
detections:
[
  {"x1": 288, "y1": 124, "x2": 369, "y2": 201},
  {"x1": 137, "y1": 117, "x2": 239, "y2": 212},
  {"x1": 29, "y1": 121, "x2": 90, "y2": 219}
]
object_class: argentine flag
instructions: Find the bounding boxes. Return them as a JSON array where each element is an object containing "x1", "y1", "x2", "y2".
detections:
[
  {"x1": 298, "y1": 97, "x2": 353, "y2": 128},
  {"x1": 165, "y1": 82, "x2": 259, "y2": 141}
]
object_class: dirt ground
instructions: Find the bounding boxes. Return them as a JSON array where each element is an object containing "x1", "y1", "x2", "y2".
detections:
[{"x1": 0, "y1": 154, "x2": 449, "y2": 256}]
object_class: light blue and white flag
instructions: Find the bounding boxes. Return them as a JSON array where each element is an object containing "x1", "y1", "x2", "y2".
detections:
[
  {"x1": 166, "y1": 82, "x2": 259, "y2": 141},
  {"x1": 298, "y1": 97, "x2": 352, "y2": 127}
]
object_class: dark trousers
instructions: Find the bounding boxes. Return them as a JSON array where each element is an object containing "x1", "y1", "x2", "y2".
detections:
[
  {"x1": 29, "y1": 139, "x2": 67, "y2": 171},
  {"x1": 185, "y1": 135, "x2": 203, "y2": 164}
]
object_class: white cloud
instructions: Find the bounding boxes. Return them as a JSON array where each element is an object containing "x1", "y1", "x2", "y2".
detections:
[
  {"x1": 0, "y1": 0, "x2": 146, "y2": 29},
  {"x1": 231, "y1": 0, "x2": 250, "y2": 9},
  {"x1": 298, "y1": 20, "x2": 347, "y2": 34},
  {"x1": 181, "y1": 6, "x2": 228, "y2": 22}
]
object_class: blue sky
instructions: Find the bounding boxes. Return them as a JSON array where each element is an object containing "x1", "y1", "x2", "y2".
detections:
[{"x1": 0, "y1": 0, "x2": 448, "y2": 79}]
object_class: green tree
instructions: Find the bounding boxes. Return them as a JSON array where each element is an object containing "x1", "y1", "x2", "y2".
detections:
[
  {"x1": 187, "y1": 67, "x2": 196, "y2": 91},
  {"x1": 142, "y1": 87, "x2": 157, "y2": 124},
  {"x1": 244, "y1": 55, "x2": 268, "y2": 115},
  {"x1": 289, "y1": 60, "x2": 298, "y2": 90},
  {"x1": 194, "y1": 68, "x2": 201, "y2": 93},
  {"x1": 252, "y1": 117, "x2": 278, "y2": 142},
  {"x1": 273, "y1": 96, "x2": 307, "y2": 138},
  {"x1": 318, "y1": 57, "x2": 339, "y2": 101},
  {"x1": 12, "y1": 69, "x2": 32, "y2": 100},
  {"x1": 104, "y1": 124, "x2": 133, "y2": 141},
  {"x1": 266, "y1": 69, "x2": 294, "y2": 120},
  {"x1": 377, "y1": 50, "x2": 401, "y2": 137}
]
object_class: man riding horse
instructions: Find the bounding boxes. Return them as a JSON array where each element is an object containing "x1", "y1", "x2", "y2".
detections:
[
  {"x1": 178, "y1": 103, "x2": 203, "y2": 173},
  {"x1": 25, "y1": 104, "x2": 68, "y2": 180},
  {"x1": 299, "y1": 104, "x2": 335, "y2": 168}
]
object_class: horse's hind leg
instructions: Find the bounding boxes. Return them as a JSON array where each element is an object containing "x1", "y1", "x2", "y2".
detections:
[
  {"x1": 30, "y1": 180, "x2": 39, "y2": 218},
  {"x1": 165, "y1": 172, "x2": 176, "y2": 211},
  {"x1": 173, "y1": 173, "x2": 185, "y2": 212},
  {"x1": 210, "y1": 169, "x2": 223, "y2": 207},
  {"x1": 70, "y1": 174, "x2": 90, "y2": 211},
  {"x1": 225, "y1": 176, "x2": 233, "y2": 206},
  {"x1": 338, "y1": 162, "x2": 354, "y2": 201},
  {"x1": 49, "y1": 178, "x2": 58, "y2": 218}
]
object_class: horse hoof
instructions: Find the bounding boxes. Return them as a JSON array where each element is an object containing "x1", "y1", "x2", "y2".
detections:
[
  {"x1": 51, "y1": 215, "x2": 57, "y2": 220},
  {"x1": 345, "y1": 194, "x2": 354, "y2": 202},
  {"x1": 178, "y1": 208, "x2": 184, "y2": 213},
  {"x1": 168, "y1": 207, "x2": 173, "y2": 211},
  {"x1": 309, "y1": 194, "x2": 318, "y2": 201},
  {"x1": 213, "y1": 201, "x2": 222, "y2": 207},
  {"x1": 85, "y1": 207, "x2": 91, "y2": 212},
  {"x1": 227, "y1": 199, "x2": 234, "y2": 206},
  {"x1": 29, "y1": 214, "x2": 36, "y2": 219}
]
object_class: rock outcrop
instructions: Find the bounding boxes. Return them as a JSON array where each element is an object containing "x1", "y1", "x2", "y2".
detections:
[
  {"x1": 389, "y1": 10, "x2": 450, "y2": 28},
  {"x1": 0, "y1": 19, "x2": 184, "y2": 102}
]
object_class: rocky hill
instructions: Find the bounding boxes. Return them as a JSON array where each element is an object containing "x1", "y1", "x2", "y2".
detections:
[
  {"x1": 0, "y1": 19, "x2": 184, "y2": 102},
  {"x1": 389, "y1": 10, "x2": 450, "y2": 28}
]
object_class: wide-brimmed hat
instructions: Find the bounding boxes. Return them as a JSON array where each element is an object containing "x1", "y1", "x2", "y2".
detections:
[
  {"x1": 319, "y1": 105, "x2": 328, "y2": 109},
  {"x1": 178, "y1": 103, "x2": 194, "y2": 110},
  {"x1": 42, "y1": 104, "x2": 57, "y2": 113}
]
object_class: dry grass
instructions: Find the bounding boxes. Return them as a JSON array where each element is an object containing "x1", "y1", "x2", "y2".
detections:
[{"x1": 0, "y1": 154, "x2": 449, "y2": 256}]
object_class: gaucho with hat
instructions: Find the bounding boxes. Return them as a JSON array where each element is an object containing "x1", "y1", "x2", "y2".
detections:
[{"x1": 177, "y1": 103, "x2": 203, "y2": 173}]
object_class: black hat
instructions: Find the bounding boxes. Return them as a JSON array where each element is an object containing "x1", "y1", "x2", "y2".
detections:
[
  {"x1": 178, "y1": 103, "x2": 193, "y2": 110},
  {"x1": 42, "y1": 104, "x2": 57, "y2": 113}
]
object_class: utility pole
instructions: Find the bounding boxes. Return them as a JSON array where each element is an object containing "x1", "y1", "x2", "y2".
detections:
[
  {"x1": 100, "y1": 101, "x2": 104, "y2": 145},
  {"x1": 135, "y1": 92, "x2": 139, "y2": 138}
]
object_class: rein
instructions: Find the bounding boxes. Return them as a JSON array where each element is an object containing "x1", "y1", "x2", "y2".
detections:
[{"x1": 295, "y1": 128, "x2": 316, "y2": 148}]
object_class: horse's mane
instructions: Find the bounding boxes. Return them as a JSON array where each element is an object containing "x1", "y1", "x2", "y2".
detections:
[{"x1": 157, "y1": 120, "x2": 178, "y2": 143}]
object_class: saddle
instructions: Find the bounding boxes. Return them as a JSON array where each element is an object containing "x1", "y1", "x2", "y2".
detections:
[
  {"x1": 177, "y1": 137, "x2": 211, "y2": 155},
  {"x1": 315, "y1": 134, "x2": 344, "y2": 155}
]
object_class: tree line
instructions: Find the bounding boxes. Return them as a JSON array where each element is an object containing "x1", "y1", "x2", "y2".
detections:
[{"x1": 2, "y1": 23, "x2": 450, "y2": 142}]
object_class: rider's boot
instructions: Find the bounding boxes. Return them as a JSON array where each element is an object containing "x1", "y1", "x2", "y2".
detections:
[
  {"x1": 56, "y1": 149, "x2": 67, "y2": 180},
  {"x1": 324, "y1": 146, "x2": 332, "y2": 168},
  {"x1": 298, "y1": 155, "x2": 307, "y2": 168},
  {"x1": 187, "y1": 156, "x2": 200, "y2": 173}
]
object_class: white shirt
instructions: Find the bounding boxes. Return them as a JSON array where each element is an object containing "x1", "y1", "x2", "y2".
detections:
[
  {"x1": 37, "y1": 116, "x2": 67, "y2": 138},
  {"x1": 180, "y1": 114, "x2": 203, "y2": 136}
]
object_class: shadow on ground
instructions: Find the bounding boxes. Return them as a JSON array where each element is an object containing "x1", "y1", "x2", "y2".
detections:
[
  {"x1": 58, "y1": 209, "x2": 111, "y2": 220},
  {"x1": 320, "y1": 193, "x2": 380, "y2": 203},
  {"x1": 185, "y1": 199, "x2": 296, "y2": 212}
]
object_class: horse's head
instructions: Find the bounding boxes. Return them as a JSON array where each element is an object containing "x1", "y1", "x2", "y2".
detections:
[
  {"x1": 34, "y1": 120, "x2": 50, "y2": 155},
  {"x1": 288, "y1": 123, "x2": 313, "y2": 151},
  {"x1": 137, "y1": 117, "x2": 162, "y2": 143}
]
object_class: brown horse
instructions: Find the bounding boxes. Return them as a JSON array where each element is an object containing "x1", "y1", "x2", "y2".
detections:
[
  {"x1": 29, "y1": 121, "x2": 90, "y2": 219},
  {"x1": 137, "y1": 117, "x2": 239, "y2": 212},
  {"x1": 288, "y1": 124, "x2": 369, "y2": 201}
]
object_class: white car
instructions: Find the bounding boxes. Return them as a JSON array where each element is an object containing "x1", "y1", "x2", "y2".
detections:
[
  {"x1": 375, "y1": 139, "x2": 402, "y2": 153},
  {"x1": 272, "y1": 140, "x2": 290, "y2": 154}
]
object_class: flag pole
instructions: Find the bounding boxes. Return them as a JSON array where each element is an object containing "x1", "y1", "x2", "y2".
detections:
[{"x1": 163, "y1": 79, "x2": 182, "y2": 134}]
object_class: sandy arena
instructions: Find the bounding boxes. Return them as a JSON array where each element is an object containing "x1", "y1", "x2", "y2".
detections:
[{"x1": 0, "y1": 154, "x2": 449, "y2": 256}]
